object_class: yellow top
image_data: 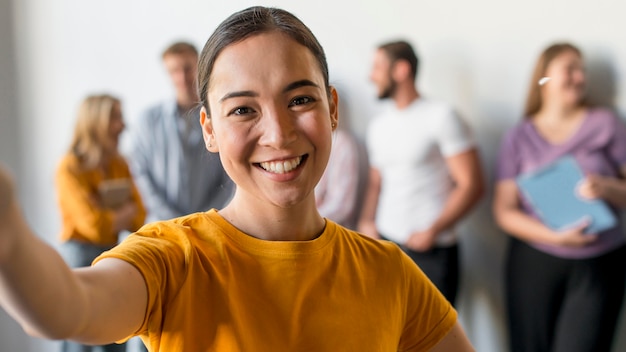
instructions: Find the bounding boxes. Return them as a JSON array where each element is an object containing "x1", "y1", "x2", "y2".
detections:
[
  {"x1": 56, "y1": 153, "x2": 145, "y2": 246},
  {"x1": 97, "y1": 210, "x2": 457, "y2": 351}
]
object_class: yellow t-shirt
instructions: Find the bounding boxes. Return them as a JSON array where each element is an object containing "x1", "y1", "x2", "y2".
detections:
[{"x1": 97, "y1": 209, "x2": 457, "y2": 351}]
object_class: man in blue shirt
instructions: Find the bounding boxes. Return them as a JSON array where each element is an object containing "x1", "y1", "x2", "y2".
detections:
[{"x1": 126, "y1": 42, "x2": 234, "y2": 224}]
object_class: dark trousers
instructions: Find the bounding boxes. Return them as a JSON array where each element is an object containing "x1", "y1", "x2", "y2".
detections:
[
  {"x1": 381, "y1": 235, "x2": 459, "y2": 305},
  {"x1": 61, "y1": 342, "x2": 126, "y2": 352},
  {"x1": 506, "y1": 238, "x2": 626, "y2": 352}
]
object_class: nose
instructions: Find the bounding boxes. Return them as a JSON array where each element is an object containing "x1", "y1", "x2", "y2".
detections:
[{"x1": 258, "y1": 105, "x2": 298, "y2": 149}]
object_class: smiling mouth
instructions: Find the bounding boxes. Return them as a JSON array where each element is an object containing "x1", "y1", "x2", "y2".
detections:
[{"x1": 258, "y1": 155, "x2": 305, "y2": 174}]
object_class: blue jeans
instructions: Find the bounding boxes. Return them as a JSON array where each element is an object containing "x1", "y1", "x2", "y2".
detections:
[{"x1": 60, "y1": 240, "x2": 127, "y2": 352}]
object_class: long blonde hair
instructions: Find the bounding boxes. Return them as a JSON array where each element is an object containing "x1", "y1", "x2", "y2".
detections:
[
  {"x1": 69, "y1": 94, "x2": 120, "y2": 169},
  {"x1": 524, "y1": 42, "x2": 584, "y2": 118}
]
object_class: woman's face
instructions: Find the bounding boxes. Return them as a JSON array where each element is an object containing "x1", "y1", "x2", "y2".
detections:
[
  {"x1": 543, "y1": 50, "x2": 586, "y2": 106},
  {"x1": 105, "y1": 102, "x2": 125, "y2": 152},
  {"x1": 202, "y1": 31, "x2": 338, "y2": 209}
]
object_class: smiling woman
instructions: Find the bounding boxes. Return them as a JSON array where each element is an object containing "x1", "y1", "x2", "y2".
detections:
[{"x1": 0, "y1": 6, "x2": 474, "y2": 352}]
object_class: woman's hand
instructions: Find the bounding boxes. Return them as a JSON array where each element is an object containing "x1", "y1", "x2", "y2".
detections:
[
  {"x1": 113, "y1": 201, "x2": 138, "y2": 233},
  {"x1": 577, "y1": 173, "x2": 626, "y2": 208},
  {"x1": 551, "y1": 218, "x2": 598, "y2": 247},
  {"x1": 577, "y1": 175, "x2": 608, "y2": 200}
]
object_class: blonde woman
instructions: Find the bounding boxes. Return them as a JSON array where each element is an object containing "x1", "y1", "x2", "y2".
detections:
[{"x1": 56, "y1": 94, "x2": 145, "y2": 352}]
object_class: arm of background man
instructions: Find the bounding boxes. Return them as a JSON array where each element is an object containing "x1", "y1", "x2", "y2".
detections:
[
  {"x1": 0, "y1": 165, "x2": 147, "y2": 344},
  {"x1": 405, "y1": 148, "x2": 484, "y2": 251},
  {"x1": 428, "y1": 321, "x2": 475, "y2": 352},
  {"x1": 357, "y1": 166, "x2": 381, "y2": 238},
  {"x1": 430, "y1": 148, "x2": 485, "y2": 234}
]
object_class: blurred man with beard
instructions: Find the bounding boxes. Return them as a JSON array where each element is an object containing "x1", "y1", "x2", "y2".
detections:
[{"x1": 358, "y1": 40, "x2": 485, "y2": 306}]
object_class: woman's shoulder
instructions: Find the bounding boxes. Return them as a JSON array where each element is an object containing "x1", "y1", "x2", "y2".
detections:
[
  {"x1": 499, "y1": 119, "x2": 531, "y2": 146},
  {"x1": 331, "y1": 222, "x2": 405, "y2": 259},
  {"x1": 56, "y1": 153, "x2": 85, "y2": 176},
  {"x1": 588, "y1": 106, "x2": 621, "y2": 123}
]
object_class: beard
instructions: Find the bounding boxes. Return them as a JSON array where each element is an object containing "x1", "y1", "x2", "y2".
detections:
[{"x1": 377, "y1": 79, "x2": 396, "y2": 100}]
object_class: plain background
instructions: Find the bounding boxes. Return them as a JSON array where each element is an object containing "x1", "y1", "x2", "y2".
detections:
[{"x1": 1, "y1": 0, "x2": 626, "y2": 351}]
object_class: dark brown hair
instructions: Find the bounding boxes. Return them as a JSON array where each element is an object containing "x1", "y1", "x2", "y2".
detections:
[
  {"x1": 197, "y1": 6, "x2": 329, "y2": 113},
  {"x1": 378, "y1": 40, "x2": 419, "y2": 80}
]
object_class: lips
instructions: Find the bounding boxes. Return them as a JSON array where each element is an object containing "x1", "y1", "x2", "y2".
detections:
[{"x1": 258, "y1": 155, "x2": 303, "y2": 174}]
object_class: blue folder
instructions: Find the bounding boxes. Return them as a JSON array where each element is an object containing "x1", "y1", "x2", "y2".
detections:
[{"x1": 516, "y1": 155, "x2": 616, "y2": 234}]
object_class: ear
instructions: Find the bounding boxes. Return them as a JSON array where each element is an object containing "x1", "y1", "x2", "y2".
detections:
[
  {"x1": 329, "y1": 86, "x2": 339, "y2": 131},
  {"x1": 200, "y1": 107, "x2": 218, "y2": 153},
  {"x1": 392, "y1": 59, "x2": 411, "y2": 82}
]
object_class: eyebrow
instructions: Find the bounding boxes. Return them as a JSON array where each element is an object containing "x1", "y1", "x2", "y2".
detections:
[
  {"x1": 283, "y1": 79, "x2": 320, "y2": 92},
  {"x1": 218, "y1": 79, "x2": 320, "y2": 103}
]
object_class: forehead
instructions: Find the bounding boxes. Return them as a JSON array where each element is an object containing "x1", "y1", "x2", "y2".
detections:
[
  {"x1": 373, "y1": 48, "x2": 391, "y2": 65},
  {"x1": 208, "y1": 31, "x2": 323, "y2": 94},
  {"x1": 163, "y1": 52, "x2": 197, "y2": 66},
  {"x1": 548, "y1": 50, "x2": 582, "y2": 67}
]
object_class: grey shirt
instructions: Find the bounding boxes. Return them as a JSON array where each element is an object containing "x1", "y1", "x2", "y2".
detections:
[{"x1": 126, "y1": 99, "x2": 234, "y2": 223}]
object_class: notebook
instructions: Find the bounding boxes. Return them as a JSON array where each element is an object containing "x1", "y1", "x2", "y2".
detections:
[
  {"x1": 516, "y1": 155, "x2": 616, "y2": 234},
  {"x1": 98, "y1": 179, "x2": 132, "y2": 209}
]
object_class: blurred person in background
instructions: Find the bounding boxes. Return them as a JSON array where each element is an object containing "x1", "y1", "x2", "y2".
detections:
[
  {"x1": 359, "y1": 40, "x2": 485, "y2": 306},
  {"x1": 315, "y1": 88, "x2": 368, "y2": 230},
  {"x1": 493, "y1": 42, "x2": 626, "y2": 352},
  {"x1": 125, "y1": 41, "x2": 234, "y2": 225},
  {"x1": 56, "y1": 94, "x2": 146, "y2": 352}
]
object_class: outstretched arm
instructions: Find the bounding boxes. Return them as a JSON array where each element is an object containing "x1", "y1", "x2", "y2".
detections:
[
  {"x1": 0, "y1": 164, "x2": 147, "y2": 344},
  {"x1": 429, "y1": 321, "x2": 475, "y2": 352}
]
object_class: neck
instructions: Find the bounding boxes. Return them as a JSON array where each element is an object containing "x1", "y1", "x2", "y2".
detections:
[
  {"x1": 393, "y1": 83, "x2": 420, "y2": 110},
  {"x1": 219, "y1": 193, "x2": 325, "y2": 242},
  {"x1": 536, "y1": 100, "x2": 582, "y2": 122},
  {"x1": 177, "y1": 94, "x2": 199, "y2": 112}
]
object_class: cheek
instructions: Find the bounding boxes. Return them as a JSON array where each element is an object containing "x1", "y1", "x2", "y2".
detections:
[
  {"x1": 303, "y1": 116, "x2": 332, "y2": 154},
  {"x1": 216, "y1": 127, "x2": 251, "y2": 163}
]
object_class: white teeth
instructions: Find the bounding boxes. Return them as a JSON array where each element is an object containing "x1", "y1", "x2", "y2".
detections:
[{"x1": 260, "y1": 156, "x2": 302, "y2": 174}]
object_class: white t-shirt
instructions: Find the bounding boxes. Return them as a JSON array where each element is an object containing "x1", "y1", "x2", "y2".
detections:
[{"x1": 366, "y1": 98, "x2": 474, "y2": 245}]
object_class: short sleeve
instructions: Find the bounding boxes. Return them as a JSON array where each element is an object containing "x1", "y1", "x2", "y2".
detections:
[
  {"x1": 437, "y1": 108, "x2": 475, "y2": 157},
  {"x1": 496, "y1": 128, "x2": 521, "y2": 181},
  {"x1": 397, "y1": 249, "x2": 457, "y2": 351},
  {"x1": 94, "y1": 222, "x2": 189, "y2": 338}
]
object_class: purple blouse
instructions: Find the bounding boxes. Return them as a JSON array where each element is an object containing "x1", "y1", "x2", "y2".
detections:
[{"x1": 496, "y1": 107, "x2": 626, "y2": 258}]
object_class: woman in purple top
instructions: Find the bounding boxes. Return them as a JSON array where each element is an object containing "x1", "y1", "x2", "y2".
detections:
[{"x1": 493, "y1": 42, "x2": 626, "y2": 352}]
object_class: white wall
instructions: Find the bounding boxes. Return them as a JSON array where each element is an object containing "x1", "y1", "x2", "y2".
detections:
[{"x1": 2, "y1": 0, "x2": 626, "y2": 351}]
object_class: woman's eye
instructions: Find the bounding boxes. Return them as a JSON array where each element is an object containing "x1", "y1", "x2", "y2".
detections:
[
  {"x1": 230, "y1": 107, "x2": 253, "y2": 116},
  {"x1": 289, "y1": 96, "x2": 314, "y2": 107}
]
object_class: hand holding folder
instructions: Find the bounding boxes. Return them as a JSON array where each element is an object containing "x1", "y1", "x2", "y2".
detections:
[
  {"x1": 98, "y1": 179, "x2": 132, "y2": 209},
  {"x1": 516, "y1": 156, "x2": 616, "y2": 234}
]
